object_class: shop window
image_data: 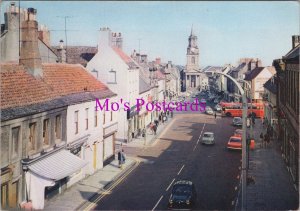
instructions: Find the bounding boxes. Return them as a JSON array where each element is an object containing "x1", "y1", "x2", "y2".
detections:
[
  {"x1": 43, "y1": 119, "x2": 50, "y2": 146},
  {"x1": 55, "y1": 115, "x2": 61, "y2": 140},
  {"x1": 29, "y1": 123, "x2": 36, "y2": 151},
  {"x1": 103, "y1": 111, "x2": 106, "y2": 125},
  {"x1": 94, "y1": 110, "x2": 98, "y2": 127},
  {"x1": 11, "y1": 126, "x2": 20, "y2": 158},
  {"x1": 1, "y1": 183, "x2": 8, "y2": 209},
  {"x1": 74, "y1": 111, "x2": 79, "y2": 134},
  {"x1": 85, "y1": 108, "x2": 89, "y2": 130}
]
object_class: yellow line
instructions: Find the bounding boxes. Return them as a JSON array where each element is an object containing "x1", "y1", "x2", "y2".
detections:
[{"x1": 83, "y1": 159, "x2": 140, "y2": 211}]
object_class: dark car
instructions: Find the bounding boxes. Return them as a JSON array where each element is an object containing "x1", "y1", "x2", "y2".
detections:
[{"x1": 168, "y1": 180, "x2": 197, "y2": 209}]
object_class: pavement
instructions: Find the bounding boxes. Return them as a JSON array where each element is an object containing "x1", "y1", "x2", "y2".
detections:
[
  {"x1": 116, "y1": 115, "x2": 176, "y2": 149},
  {"x1": 236, "y1": 119, "x2": 299, "y2": 210},
  {"x1": 44, "y1": 157, "x2": 136, "y2": 211},
  {"x1": 44, "y1": 116, "x2": 175, "y2": 211}
]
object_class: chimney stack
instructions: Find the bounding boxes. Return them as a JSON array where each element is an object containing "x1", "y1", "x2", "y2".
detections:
[
  {"x1": 19, "y1": 8, "x2": 43, "y2": 77},
  {"x1": 155, "y1": 58, "x2": 161, "y2": 65},
  {"x1": 292, "y1": 35, "x2": 300, "y2": 49},
  {"x1": 98, "y1": 27, "x2": 112, "y2": 50},
  {"x1": 57, "y1": 40, "x2": 66, "y2": 63}
]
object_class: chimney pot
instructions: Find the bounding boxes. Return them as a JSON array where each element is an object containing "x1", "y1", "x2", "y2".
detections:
[{"x1": 292, "y1": 35, "x2": 300, "y2": 48}]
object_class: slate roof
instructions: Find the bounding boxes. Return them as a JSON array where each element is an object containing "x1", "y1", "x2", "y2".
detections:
[
  {"x1": 52, "y1": 46, "x2": 98, "y2": 67},
  {"x1": 283, "y1": 44, "x2": 300, "y2": 61},
  {"x1": 112, "y1": 47, "x2": 139, "y2": 69},
  {"x1": 1, "y1": 91, "x2": 116, "y2": 121},
  {"x1": 263, "y1": 77, "x2": 277, "y2": 95},
  {"x1": 139, "y1": 76, "x2": 152, "y2": 94},
  {"x1": 1, "y1": 63, "x2": 116, "y2": 121},
  {"x1": 244, "y1": 67, "x2": 265, "y2": 81}
]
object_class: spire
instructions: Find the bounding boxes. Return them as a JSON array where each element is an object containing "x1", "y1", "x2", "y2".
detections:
[{"x1": 190, "y1": 24, "x2": 194, "y2": 36}]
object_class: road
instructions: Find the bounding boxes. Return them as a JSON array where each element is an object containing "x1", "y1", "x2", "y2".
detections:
[{"x1": 92, "y1": 111, "x2": 242, "y2": 210}]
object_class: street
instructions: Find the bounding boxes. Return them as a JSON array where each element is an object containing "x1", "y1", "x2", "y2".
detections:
[{"x1": 93, "y1": 111, "x2": 242, "y2": 210}]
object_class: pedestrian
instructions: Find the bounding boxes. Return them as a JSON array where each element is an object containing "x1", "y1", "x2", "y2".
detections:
[
  {"x1": 264, "y1": 133, "x2": 269, "y2": 148},
  {"x1": 247, "y1": 118, "x2": 251, "y2": 128},
  {"x1": 259, "y1": 132, "x2": 264, "y2": 148},
  {"x1": 163, "y1": 115, "x2": 167, "y2": 122},
  {"x1": 118, "y1": 150, "x2": 123, "y2": 168},
  {"x1": 150, "y1": 122, "x2": 154, "y2": 134},
  {"x1": 252, "y1": 116, "x2": 255, "y2": 126},
  {"x1": 142, "y1": 127, "x2": 146, "y2": 145},
  {"x1": 171, "y1": 111, "x2": 173, "y2": 118},
  {"x1": 154, "y1": 119, "x2": 159, "y2": 128},
  {"x1": 159, "y1": 114, "x2": 162, "y2": 122},
  {"x1": 153, "y1": 124, "x2": 157, "y2": 135},
  {"x1": 214, "y1": 112, "x2": 217, "y2": 119},
  {"x1": 121, "y1": 149, "x2": 126, "y2": 165}
]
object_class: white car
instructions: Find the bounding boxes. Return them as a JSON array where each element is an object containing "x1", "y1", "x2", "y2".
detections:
[
  {"x1": 205, "y1": 106, "x2": 214, "y2": 115},
  {"x1": 202, "y1": 132, "x2": 215, "y2": 145},
  {"x1": 214, "y1": 104, "x2": 222, "y2": 111},
  {"x1": 200, "y1": 98, "x2": 206, "y2": 103}
]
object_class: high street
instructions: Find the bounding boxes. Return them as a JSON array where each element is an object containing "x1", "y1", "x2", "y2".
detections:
[{"x1": 93, "y1": 112, "x2": 242, "y2": 210}]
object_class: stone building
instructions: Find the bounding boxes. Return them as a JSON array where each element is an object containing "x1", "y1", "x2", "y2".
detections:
[
  {"x1": 273, "y1": 35, "x2": 299, "y2": 190},
  {"x1": 183, "y1": 27, "x2": 202, "y2": 91},
  {"x1": 1, "y1": 8, "x2": 116, "y2": 209},
  {"x1": 86, "y1": 27, "x2": 140, "y2": 142}
]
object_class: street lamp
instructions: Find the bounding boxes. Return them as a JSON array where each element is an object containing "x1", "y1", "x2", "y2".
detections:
[{"x1": 206, "y1": 70, "x2": 248, "y2": 210}]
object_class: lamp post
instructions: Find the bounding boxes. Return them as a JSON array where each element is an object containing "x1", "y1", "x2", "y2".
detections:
[{"x1": 206, "y1": 70, "x2": 248, "y2": 210}]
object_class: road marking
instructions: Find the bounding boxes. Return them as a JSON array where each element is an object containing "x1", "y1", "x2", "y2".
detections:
[
  {"x1": 177, "y1": 164, "x2": 185, "y2": 175},
  {"x1": 82, "y1": 159, "x2": 140, "y2": 211},
  {"x1": 232, "y1": 200, "x2": 235, "y2": 206},
  {"x1": 166, "y1": 178, "x2": 175, "y2": 191},
  {"x1": 235, "y1": 186, "x2": 238, "y2": 190},
  {"x1": 193, "y1": 145, "x2": 197, "y2": 151},
  {"x1": 152, "y1": 195, "x2": 163, "y2": 211},
  {"x1": 237, "y1": 175, "x2": 240, "y2": 179},
  {"x1": 195, "y1": 124, "x2": 206, "y2": 148}
]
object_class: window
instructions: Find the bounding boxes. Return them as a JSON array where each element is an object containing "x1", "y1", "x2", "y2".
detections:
[
  {"x1": 85, "y1": 108, "x2": 89, "y2": 130},
  {"x1": 29, "y1": 123, "x2": 36, "y2": 151},
  {"x1": 74, "y1": 111, "x2": 79, "y2": 134},
  {"x1": 103, "y1": 111, "x2": 106, "y2": 125},
  {"x1": 11, "y1": 127, "x2": 20, "y2": 157},
  {"x1": 55, "y1": 115, "x2": 61, "y2": 140},
  {"x1": 43, "y1": 119, "x2": 49, "y2": 146},
  {"x1": 108, "y1": 69, "x2": 117, "y2": 84},
  {"x1": 110, "y1": 111, "x2": 113, "y2": 121},
  {"x1": 94, "y1": 110, "x2": 98, "y2": 127}
]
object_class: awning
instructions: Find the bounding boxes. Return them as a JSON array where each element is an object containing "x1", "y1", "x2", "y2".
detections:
[{"x1": 27, "y1": 150, "x2": 88, "y2": 181}]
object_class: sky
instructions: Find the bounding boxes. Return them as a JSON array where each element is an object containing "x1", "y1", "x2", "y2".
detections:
[{"x1": 1, "y1": 1, "x2": 299, "y2": 67}]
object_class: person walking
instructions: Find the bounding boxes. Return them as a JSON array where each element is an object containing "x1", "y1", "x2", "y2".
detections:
[
  {"x1": 118, "y1": 150, "x2": 123, "y2": 168},
  {"x1": 259, "y1": 132, "x2": 264, "y2": 148},
  {"x1": 142, "y1": 127, "x2": 146, "y2": 145},
  {"x1": 154, "y1": 119, "x2": 159, "y2": 128},
  {"x1": 153, "y1": 124, "x2": 157, "y2": 135},
  {"x1": 150, "y1": 122, "x2": 154, "y2": 135},
  {"x1": 214, "y1": 112, "x2": 217, "y2": 119}
]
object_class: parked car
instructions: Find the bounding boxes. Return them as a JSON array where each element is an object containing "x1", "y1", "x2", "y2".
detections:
[
  {"x1": 214, "y1": 99, "x2": 219, "y2": 104},
  {"x1": 227, "y1": 136, "x2": 242, "y2": 150},
  {"x1": 214, "y1": 104, "x2": 222, "y2": 111},
  {"x1": 202, "y1": 132, "x2": 215, "y2": 145},
  {"x1": 200, "y1": 98, "x2": 206, "y2": 103},
  {"x1": 232, "y1": 117, "x2": 243, "y2": 127},
  {"x1": 168, "y1": 180, "x2": 197, "y2": 209},
  {"x1": 205, "y1": 106, "x2": 214, "y2": 115}
]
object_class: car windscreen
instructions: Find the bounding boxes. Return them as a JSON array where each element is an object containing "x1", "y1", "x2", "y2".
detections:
[
  {"x1": 230, "y1": 138, "x2": 241, "y2": 143},
  {"x1": 172, "y1": 184, "x2": 192, "y2": 196},
  {"x1": 203, "y1": 134, "x2": 213, "y2": 138}
]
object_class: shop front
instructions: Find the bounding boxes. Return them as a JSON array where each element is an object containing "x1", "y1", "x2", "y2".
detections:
[
  {"x1": 103, "y1": 122, "x2": 118, "y2": 166},
  {"x1": 22, "y1": 148, "x2": 88, "y2": 209}
]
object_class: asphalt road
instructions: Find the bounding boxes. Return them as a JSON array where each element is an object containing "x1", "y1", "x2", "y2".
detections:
[{"x1": 92, "y1": 111, "x2": 241, "y2": 210}]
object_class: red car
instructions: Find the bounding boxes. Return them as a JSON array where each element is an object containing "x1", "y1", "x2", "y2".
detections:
[
  {"x1": 227, "y1": 134, "x2": 255, "y2": 150},
  {"x1": 227, "y1": 136, "x2": 242, "y2": 150}
]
